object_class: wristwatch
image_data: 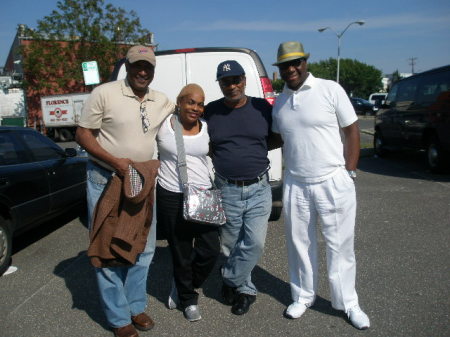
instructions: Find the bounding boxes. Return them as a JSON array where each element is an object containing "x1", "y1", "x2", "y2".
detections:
[{"x1": 347, "y1": 170, "x2": 357, "y2": 179}]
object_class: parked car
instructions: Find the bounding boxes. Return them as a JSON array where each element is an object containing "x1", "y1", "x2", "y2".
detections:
[
  {"x1": 368, "y1": 92, "x2": 388, "y2": 107},
  {"x1": 110, "y1": 47, "x2": 283, "y2": 221},
  {"x1": 350, "y1": 97, "x2": 377, "y2": 115},
  {"x1": 0, "y1": 126, "x2": 87, "y2": 275},
  {"x1": 374, "y1": 65, "x2": 450, "y2": 172}
]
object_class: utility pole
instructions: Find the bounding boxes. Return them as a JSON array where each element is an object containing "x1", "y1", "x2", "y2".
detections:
[{"x1": 408, "y1": 57, "x2": 417, "y2": 74}]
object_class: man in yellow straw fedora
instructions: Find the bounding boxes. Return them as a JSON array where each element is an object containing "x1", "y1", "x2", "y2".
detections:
[{"x1": 271, "y1": 41, "x2": 370, "y2": 330}]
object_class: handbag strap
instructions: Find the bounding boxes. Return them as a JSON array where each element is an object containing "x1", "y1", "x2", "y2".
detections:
[{"x1": 173, "y1": 114, "x2": 189, "y2": 186}]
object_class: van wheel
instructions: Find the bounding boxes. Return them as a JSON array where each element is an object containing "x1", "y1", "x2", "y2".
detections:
[
  {"x1": 374, "y1": 131, "x2": 387, "y2": 157},
  {"x1": 0, "y1": 217, "x2": 12, "y2": 277},
  {"x1": 58, "y1": 128, "x2": 73, "y2": 142},
  {"x1": 427, "y1": 135, "x2": 448, "y2": 173}
]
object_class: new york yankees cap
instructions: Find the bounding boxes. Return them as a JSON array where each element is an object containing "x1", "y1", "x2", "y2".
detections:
[{"x1": 216, "y1": 60, "x2": 245, "y2": 80}]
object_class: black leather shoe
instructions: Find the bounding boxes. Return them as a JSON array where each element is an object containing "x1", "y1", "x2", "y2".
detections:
[
  {"x1": 231, "y1": 293, "x2": 256, "y2": 315},
  {"x1": 221, "y1": 283, "x2": 237, "y2": 305}
]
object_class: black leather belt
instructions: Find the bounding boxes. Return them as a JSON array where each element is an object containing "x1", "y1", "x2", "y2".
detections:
[{"x1": 223, "y1": 171, "x2": 268, "y2": 187}]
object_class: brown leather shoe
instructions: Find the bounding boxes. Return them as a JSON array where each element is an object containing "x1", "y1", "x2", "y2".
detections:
[
  {"x1": 131, "y1": 312, "x2": 155, "y2": 331},
  {"x1": 113, "y1": 324, "x2": 138, "y2": 337}
]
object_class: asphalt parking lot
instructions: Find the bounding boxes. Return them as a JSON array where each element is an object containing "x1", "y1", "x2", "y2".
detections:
[{"x1": 1, "y1": 130, "x2": 449, "y2": 337}]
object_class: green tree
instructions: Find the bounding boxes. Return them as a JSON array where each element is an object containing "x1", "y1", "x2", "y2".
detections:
[
  {"x1": 308, "y1": 58, "x2": 383, "y2": 98},
  {"x1": 308, "y1": 58, "x2": 337, "y2": 80},
  {"x1": 390, "y1": 70, "x2": 403, "y2": 85},
  {"x1": 387, "y1": 70, "x2": 403, "y2": 91},
  {"x1": 271, "y1": 79, "x2": 285, "y2": 93},
  {"x1": 20, "y1": 0, "x2": 151, "y2": 95}
]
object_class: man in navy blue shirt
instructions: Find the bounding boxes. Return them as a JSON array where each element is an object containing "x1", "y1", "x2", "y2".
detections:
[{"x1": 204, "y1": 60, "x2": 272, "y2": 315}]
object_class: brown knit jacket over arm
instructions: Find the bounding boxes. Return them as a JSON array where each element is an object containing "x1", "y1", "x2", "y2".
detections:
[{"x1": 87, "y1": 160, "x2": 159, "y2": 268}]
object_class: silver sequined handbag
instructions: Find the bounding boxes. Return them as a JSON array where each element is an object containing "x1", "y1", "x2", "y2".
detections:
[
  {"x1": 173, "y1": 114, "x2": 226, "y2": 226},
  {"x1": 182, "y1": 183, "x2": 226, "y2": 226}
]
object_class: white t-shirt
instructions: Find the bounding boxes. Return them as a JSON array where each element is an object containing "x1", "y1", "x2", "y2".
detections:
[
  {"x1": 157, "y1": 114, "x2": 212, "y2": 193},
  {"x1": 272, "y1": 73, "x2": 357, "y2": 183}
]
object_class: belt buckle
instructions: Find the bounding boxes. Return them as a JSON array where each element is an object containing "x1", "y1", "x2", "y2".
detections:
[
  {"x1": 236, "y1": 180, "x2": 245, "y2": 187},
  {"x1": 229, "y1": 179, "x2": 245, "y2": 186}
]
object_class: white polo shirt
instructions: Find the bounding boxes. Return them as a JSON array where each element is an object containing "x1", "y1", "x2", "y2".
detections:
[{"x1": 272, "y1": 73, "x2": 357, "y2": 183}]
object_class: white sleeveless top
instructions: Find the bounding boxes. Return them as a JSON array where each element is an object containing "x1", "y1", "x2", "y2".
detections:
[{"x1": 156, "y1": 114, "x2": 212, "y2": 193}]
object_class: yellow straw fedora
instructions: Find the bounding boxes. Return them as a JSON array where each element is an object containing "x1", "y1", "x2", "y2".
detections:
[{"x1": 273, "y1": 41, "x2": 310, "y2": 66}]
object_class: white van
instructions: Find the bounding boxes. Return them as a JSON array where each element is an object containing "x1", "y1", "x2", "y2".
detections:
[{"x1": 110, "y1": 47, "x2": 283, "y2": 220}]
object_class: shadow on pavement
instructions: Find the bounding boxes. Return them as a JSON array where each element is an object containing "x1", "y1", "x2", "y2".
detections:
[
  {"x1": 53, "y1": 244, "x2": 176, "y2": 332},
  {"x1": 53, "y1": 251, "x2": 109, "y2": 330},
  {"x1": 310, "y1": 296, "x2": 347, "y2": 319},
  {"x1": 12, "y1": 206, "x2": 86, "y2": 255},
  {"x1": 146, "y1": 245, "x2": 173, "y2": 304},
  {"x1": 252, "y1": 265, "x2": 291, "y2": 305},
  {"x1": 52, "y1": 244, "x2": 348, "y2": 332},
  {"x1": 146, "y1": 248, "x2": 293, "y2": 308}
]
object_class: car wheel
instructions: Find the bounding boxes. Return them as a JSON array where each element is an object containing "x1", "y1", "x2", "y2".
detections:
[
  {"x1": 374, "y1": 131, "x2": 387, "y2": 157},
  {"x1": 427, "y1": 135, "x2": 448, "y2": 173},
  {"x1": 269, "y1": 206, "x2": 282, "y2": 221},
  {"x1": 0, "y1": 217, "x2": 12, "y2": 276}
]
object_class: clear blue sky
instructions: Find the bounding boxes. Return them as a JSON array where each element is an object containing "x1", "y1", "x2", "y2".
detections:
[{"x1": 1, "y1": 0, "x2": 449, "y2": 77}]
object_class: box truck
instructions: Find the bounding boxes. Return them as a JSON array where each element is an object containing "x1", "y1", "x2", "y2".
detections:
[{"x1": 41, "y1": 93, "x2": 90, "y2": 142}]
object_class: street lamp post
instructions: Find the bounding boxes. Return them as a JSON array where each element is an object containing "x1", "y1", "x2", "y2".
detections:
[{"x1": 318, "y1": 20, "x2": 365, "y2": 84}]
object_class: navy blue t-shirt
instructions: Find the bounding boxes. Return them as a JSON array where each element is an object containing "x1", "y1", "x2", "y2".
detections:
[{"x1": 204, "y1": 96, "x2": 272, "y2": 180}]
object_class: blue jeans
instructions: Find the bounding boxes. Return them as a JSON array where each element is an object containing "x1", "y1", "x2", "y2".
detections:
[
  {"x1": 214, "y1": 173, "x2": 272, "y2": 295},
  {"x1": 86, "y1": 161, "x2": 156, "y2": 328}
]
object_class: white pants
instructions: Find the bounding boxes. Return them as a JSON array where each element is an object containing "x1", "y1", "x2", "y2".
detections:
[{"x1": 283, "y1": 168, "x2": 359, "y2": 311}]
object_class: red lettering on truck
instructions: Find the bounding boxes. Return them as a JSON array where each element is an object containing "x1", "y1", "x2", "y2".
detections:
[{"x1": 46, "y1": 99, "x2": 69, "y2": 105}]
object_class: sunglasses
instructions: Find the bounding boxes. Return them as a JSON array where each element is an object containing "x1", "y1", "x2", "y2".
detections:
[
  {"x1": 278, "y1": 58, "x2": 305, "y2": 71},
  {"x1": 140, "y1": 102, "x2": 150, "y2": 133},
  {"x1": 219, "y1": 76, "x2": 244, "y2": 87}
]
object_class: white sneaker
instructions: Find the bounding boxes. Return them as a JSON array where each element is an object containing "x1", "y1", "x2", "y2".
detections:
[
  {"x1": 167, "y1": 280, "x2": 178, "y2": 310},
  {"x1": 184, "y1": 305, "x2": 202, "y2": 322},
  {"x1": 285, "y1": 302, "x2": 309, "y2": 319},
  {"x1": 347, "y1": 305, "x2": 370, "y2": 330}
]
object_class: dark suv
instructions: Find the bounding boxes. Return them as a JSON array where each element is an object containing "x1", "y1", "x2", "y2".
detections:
[
  {"x1": 0, "y1": 127, "x2": 87, "y2": 275},
  {"x1": 374, "y1": 65, "x2": 450, "y2": 172}
]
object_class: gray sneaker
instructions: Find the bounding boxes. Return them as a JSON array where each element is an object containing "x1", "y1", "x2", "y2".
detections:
[
  {"x1": 184, "y1": 305, "x2": 202, "y2": 322},
  {"x1": 167, "y1": 280, "x2": 179, "y2": 310}
]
